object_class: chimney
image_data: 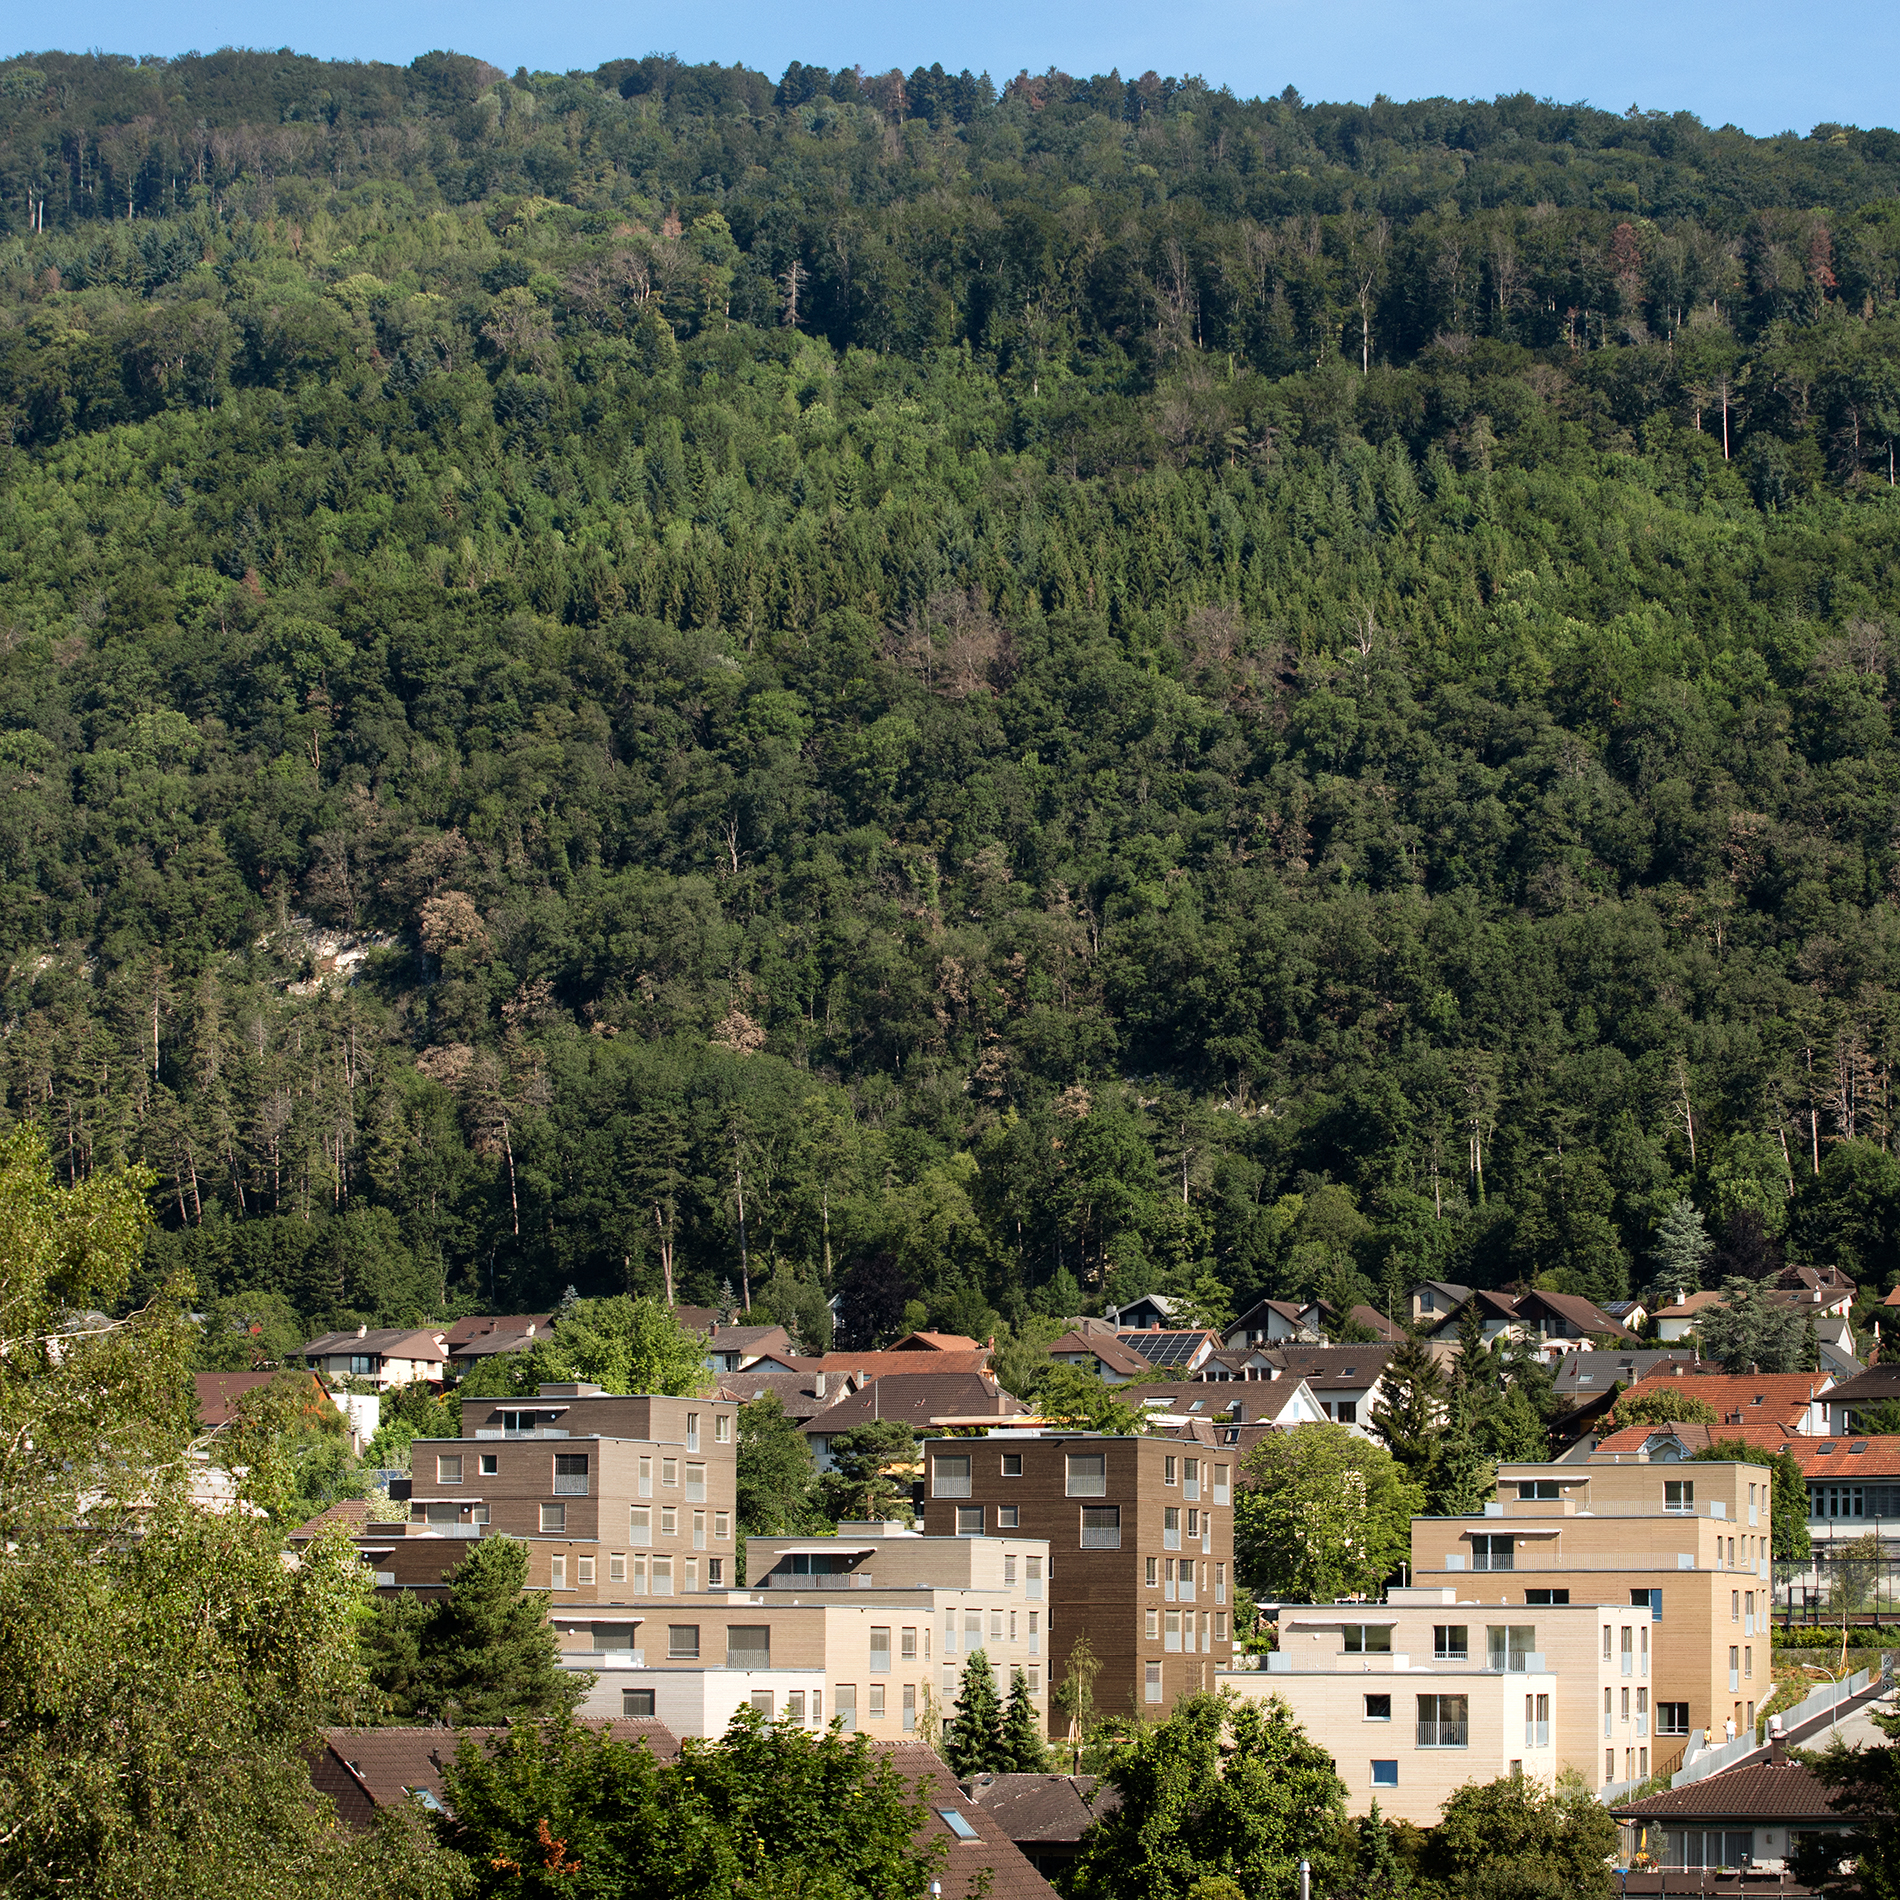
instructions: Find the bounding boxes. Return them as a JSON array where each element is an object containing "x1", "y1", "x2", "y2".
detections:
[
  {"x1": 1767, "y1": 1714, "x2": 1787, "y2": 1765},
  {"x1": 356, "y1": 1324, "x2": 368, "y2": 1338},
  {"x1": 814, "y1": 1372, "x2": 827, "y2": 1400}
]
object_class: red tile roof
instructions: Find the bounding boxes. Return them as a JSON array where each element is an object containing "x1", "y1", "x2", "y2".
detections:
[
  {"x1": 194, "y1": 1368, "x2": 331, "y2": 1429},
  {"x1": 889, "y1": 1331, "x2": 983, "y2": 1351},
  {"x1": 758, "y1": 1349, "x2": 997, "y2": 1382},
  {"x1": 1045, "y1": 1332, "x2": 1157, "y2": 1379},
  {"x1": 442, "y1": 1313, "x2": 554, "y2": 1352},
  {"x1": 874, "y1": 1744, "x2": 1061, "y2": 1900},
  {"x1": 1610, "y1": 1372, "x2": 1830, "y2": 1433}
]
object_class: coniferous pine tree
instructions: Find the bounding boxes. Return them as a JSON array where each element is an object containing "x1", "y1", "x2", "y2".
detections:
[
  {"x1": 1648, "y1": 1197, "x2": 1713, "y2": 1302},
  {"x1": 1370, "y1": 1329, "x2": 1444, "y2": 1487},
  {"x1": 998, "y1": 1667, "x2": 1051, "y2": 1771},
  {"x1": 943, "y1": 1648, "x2": 1003, "y2": 1775}
]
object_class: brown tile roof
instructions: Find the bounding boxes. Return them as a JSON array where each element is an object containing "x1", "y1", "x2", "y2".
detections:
[
  {"x1": 800, "y1": 1349, "x2": 996, "y2": 1382},
  {"x1": 1819, "y1": 1363, "x2": 1900, "y2": 1408},
  {"x1": 1518, "y1": 1289, "x2": 1642, "y2": 1343},
  {"x1": 718, "y1": 1365, "x2": 863, "y2": 1420},
  {"x1": 889, "y1": 1331, "x2": 983, "y2": 1351},
  {"x1": 802, "y1": 1372, "x2": 1024, "y2": 1435},
  {"x1": 1611, "y1": 1760, "x2": 1840, "y2": 1822},
  {"x1": 873, "y1": 1744, "x2": 1061, "y2": 1900},
  {"x1": 316, "y1": 1721, "x2": 679, "y2": 1826},
  {"x1": 1346, "y1": 1305, "x2": 1407, "y2": 1343},
  {"x1": 442, "y1": 1314, "x2": 553, "y2": 1352},
  {"x1": 962, "y1": 1771, "x2": 1120, "y2": 1843},
  {"x1": 1267, "y1": 1344, "x2": 1396, "y2": 1390},
  {"x1": 301, "y1": 1327, "x2": 448, "y2": 1362},
  {"x1": 1613, "y1": 1371, "x2": 1830, "y2": 1432},
  {"x1": 671, "y1": 1306, "x2": 719, "y2": 1335},
  {"x1": 1045, "y1": 1332, "x2": 1157, "y2": 1379},
  {"x1": 194, "y1": 1369, "x2": 330, "y2": 1429},
  {"x1": 289, "y1": 1496, "x2": 376, "y2": 1542}
]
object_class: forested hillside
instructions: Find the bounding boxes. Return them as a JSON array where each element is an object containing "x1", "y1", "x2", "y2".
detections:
[{"x1": 3, "y1": 46, "x2": 1900, "y2": 1341}]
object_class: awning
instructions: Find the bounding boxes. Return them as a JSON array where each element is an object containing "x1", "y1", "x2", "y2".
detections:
[
  {"x1": 554, "y1": 1613, "x2": 647, "y2": 1624},
  {"x1": 1463, "y1": 1526, "x2": 1561, "y2": 1539},
  {"x1": 757, "y1": 1544, "x2": 879, "y2": 1557},
  {"x1": 1283, "y1": 1614, "x2": 1401, "y2": 1628},
  {"x1": 408, "y1": 1496, "x2": 483, "y2": 1504}
]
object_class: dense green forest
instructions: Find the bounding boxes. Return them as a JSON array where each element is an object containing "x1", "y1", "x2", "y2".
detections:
[{"x1": 3, "y1": 45, "x2": 1900, "y2": 1344}]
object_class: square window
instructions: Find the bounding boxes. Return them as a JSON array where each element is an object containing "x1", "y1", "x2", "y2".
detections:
[
  {"x1": 956, "y1": 1506, "x2": 983, "y2": 1536},
  {"x1": 934, "y1": 1455, "x2": 973, "y2": 1499},
  {"x1": 668, "y1": 1624, "x2": 700, "y2": 1659},
  {"x1": 577, "y1": 1557, "x2": 595, "y2": 1585},
  {"x1": 1434, "y1": 1626, "x2": 1468, "y2": 1661},
  {"x1": 727, "y1": 1626, "x2": 771, "y2": 1668},
  {"x1": 1066, "y1": 1453, "x2": 1107, "y2": 1498},
  {"x1": 998, "y1": 1506, "x2": 1020, "y2": 1529},
  {"x1": 1371, "y1": 1761, "x2": 1398, "y2": 1788},
  {"x1": 750, "y1": 1689, "x2": 774, "y2": 1717},
  {"x1": 1080, "y1": 1506, "x2": 1121, "y2": 1549},
  {"x1": 1364, "y1": 1694, "x2": 1392, "y2": 1722},
  {"x1": 541, "y1": 1503, "x2": 566, "y2": 1534},
  {"x1": 1343, "y1": 1625, "x2": 1392, "y2": 1654},
  {"x1": 1001, "y1": 1453, "x2": 1023, "y2": 1477},
  {"x1": 479, "y1": 1453, "x2": 498, "y2": 1476},
  {"x1": 437, "y1": 1455, "x2": 462, "y2": 1484},
  {"x1": 623, "y1": 1689, "x2": 655, "y2": 1718}
]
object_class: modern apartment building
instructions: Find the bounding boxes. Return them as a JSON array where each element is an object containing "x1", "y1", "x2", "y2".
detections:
[
  {"x1": 1410, "y1": 1459, "x2": 1773, "y2": 1781},
  {"x1": 1227, "y1": 1590, "x2": 1615, "y2": 1822},
  {"x1": 360, "y1": 1383, "x2": 742, "y2": 1597},
  {"x1": 918, "y1": 1430, "x2": 1236, "y2": 1720},
  {"x1": 549, "y1": 1522, "x2": 1054, "y2": 1741}
]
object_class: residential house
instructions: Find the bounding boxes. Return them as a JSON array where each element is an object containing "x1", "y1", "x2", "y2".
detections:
[
  {"x1": 802, "y1": 1371, "x2": 1025, "y2": 1472},
  {"x1": 1111, "y1": 1328, "x2": 1221, "y2": 1374},
  {"x1": 1209, "y1": 1381, "x2": 1329, "y2": 1434},
  {"x1": 718, "y1": 1363, "x2": 865, "y2": 1423},
  {"x1": 194, "y1": 1368, "x2": 333, "y2": 1432},
  {"x1": 1610, "y1": 1371, "x2": 1832, "y2": 1438},
  {"x1": 1654, "y1": 1292, "x2": 1728, "y2": 1345},
  {"x1": 961, "y1": 1773, "x2": 1121, "y2": 1880},
  {"x1": 1602, "y1": 1300, "x2": 1649, "y2": 1334},
  {"x1": 1610, "y1": 1748, "x2": 1849, "y2": 1880},
  {"x1": 1423, "y1": 1289, "x2": 1524, "y2": 1347},
  {"x1": 882, "y1": 1745, "x2": 1065, "y2": 1900},
  {"x1": 886, "y1": 1331, "x2": 984, "y2": 1352},
  {"x1": 1223, "y1": 1298, "x2": 1326, "y2": 1348},
  {"x1": 301, "y1": 1325, "x2": 447, "y2": 1392},
  {"x1": 1194, "y1": 1344, "x2": 1283, "y2": 1383},
  {"x1": 443, "y1": 1314, "x2": 554, "y2": 1370},
  {"x1": 1409, "y1": 1282, "x2": 1473, "y2": 1327},
  {"x1": 1821, "y1": 1361, "x2": 1900, "y2": 1433},
  {"x1": 1347, "y1": 1305, "x2": 1408, "y2": 1344},
  {"x1": 1105, "y1": 1293, "x2": 1179, "y2": 1332},
  {"x1": 705, "y1": 1323, "x2": 793, "y2": 1374},
  {"x1": 1043, "y1": 1331, "x2": 1157, "y2": 1386},
  {"x1": 920, "y1": 1429, "x2": 1237, "y2": 1721},
  {"x1": 1512, "y1": 1290, "x2": 1643, "y2": 1356}
]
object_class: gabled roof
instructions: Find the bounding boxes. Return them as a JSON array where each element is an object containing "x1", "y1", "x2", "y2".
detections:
[
  {"x1": 1225, "y1": 1297, "x2": 1314, "y2": 1335},
  {"x1": 1653, "y1": 1290, "x2": 1729, "y2": 1320},
  {"x1": 872, "y1": 1744, "x2": 1061, "y2": 1900},
  {"x1": 1216, "y1": 1381, "x2": 1325, "y2": 1427},
  {"x1": 887, "y1": 1331, "x2": 982, "y2": 1352},
  {"x1": 443, "y1": 1313, "x2": 553, "y2": 1352},
  {"x1": 1045, "y1": 1332, "x2": 1157, "y2": 1379},
  {"x1": 1551, "y1": 1349, "x2": 1703, "y2": 1395},
  {"x1": 1588, "y1": 1420, "x2": 1793, "y2": 1462},
  {"x1": 801, "y1": 1372, "x2": 1023, "y2": 1436},
  {"x1": 289, "y1": 1496, "x2": 379, "y2": 1542},
  {"x1": 1612, "y1": 1371, "x2": 1831, "y2": 1432},
  {"x1": 1610, "y1": 1760, "x2": 1838, "y2": 1823},
  {"x1": 315, "y1": 1722, "x2": 678, "y2": 1825},
  {"x1": 1267, "y1": 1344, "x2": 1396, "y2": 1390},
  {"x1": 1515, "y1": 1288, "x2": 1641, "y2": 1342},
  {"x1": 1822, "y1": 1362, "x2": 1900, "y2": 1407},
  {"x1": 718, "y1": 1365, "x2": 864, "y2": 1420},
  {"x1": 194, "y1": 1368, "x2": 330, "y2": 1430},
  {"x1": 962, "y1": 1771, "x2": 1121, "y2": 1844},
  {"x1": 670, "y1": 1305, "x2": 720, "y2": 1335},
  {"x1": 1106, "y1": 1293, "x2": 1178, "y2": 1325},
  {"x1": 1112, "y1": 1383, "x2": 1237, "y2": 1417},
  {"x1": 798, "y1": 1348, "x2": 996, "y2": 1381},
  {"x1": 1346, "y1": 1305, "x2": 1406, "y2": 1342},
  {"x1": 708, "y1": 1323, "x2": 793, "y2": 1353},
  {"x1": 301, "y1": 1327, "x2": 448, "y2": 1362},
  {"x1": 1410, "y1": 1281, "x2": 1472, "y2": 1303},
  {"x1": 1426, "y1": 1289, "x2": 1520, "y2": 1332}
]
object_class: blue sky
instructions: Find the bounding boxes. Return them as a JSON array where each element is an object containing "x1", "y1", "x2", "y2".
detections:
[{"x1": 25, "y1": 0, "x2": 1898, "y2": 139}]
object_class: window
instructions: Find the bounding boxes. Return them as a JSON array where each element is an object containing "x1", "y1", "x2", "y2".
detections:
[
  {"x1": 707, "y1": 1559, "x2": 724, "y2": 1587},
  {"x1": 933, "y1": 1454, "x2": 973, "y2": 1498},
  {"x1": 479, "y1": 1453, "x2": 498, "y2": 1476},
  {"x1": 1165, "y1": 1610, "x2": 1182, "y2": 1652},
  {"x1": 1028, "y1": 1611, "x2": 1039, "y2": 1654},
  {"x1": 650, "y1": 1557, "x2": 673, "y2": 1595},
  {"x1": 991, "y1": 1609, "x2": 1004, "y2": 1642},
  {"x1": 1417, "y1": 1694, "x2": 1469, "y2": 1747},
  {"x1": 1665, "y1": 1480, "x2": 1695, "y2": 1513},
  {"x1": 750, "y1": 1689, "x2": 775, "y2": 1717},
  {"x1": 1005, "y1": 1555, "x2": 1017, "y2": 1585},
  {"x1": 349, "y1": 1355, "x2": 375, "y2": 1376},
  {"x1": 1524, "y1": 1589, "x2": 1570, "y2": 1606},
  {"x1": 1434, "y1": 1626, "x2": 1469, "y2": 1660},
  {"x1": 835, "y1": 1685, "x2": 857, "y2": 1732},
  {"x1": 578, "y1": 1557, "x2": 595, "y2": 1585},
  {"x1": 1745, "y1": 1645, "x2": 1753, "y2": 1680},
  {"x1": 715, "y1": 1412, "x2": 732, "y2": 1444},
  {"x1": 1066, "y1": 1453, "x2": 1107, "y2": 1497},
  {"x1": 1729, "y1": 1646, "x2": 1740, "y2": 1692},
  {"x1": 683, "y1": 1558, "x2": 699, "y2": 1593},
  {"x1": 897, "y1": 1626, "x2": 916, "y2": 1661},
  {"x1": 541, "y1": 1503, "x2": 566, "y2": 1534},
  {"x1": 902, "y1": 1684, "x2": 916, "y2": 1732},
  {"x1": 1080, "y1": 1506, "x2": 1122, "y2": 1549},
  {"x1": 1634, "y1": 1587, "x2": 1663, "y2": 1621},
  {"x1": 686, "y1": 1412, "x2": 700, "y2": 1452},
  {"x1": 1657, "y1": 1703, "x2": 1690, "y2": 1736},
  {"x1": 1213, "y1": 1463, "x2": 1230, "y2": 1504},
  {"x1": 939, "y1": 1810, "x2": 979, "y2": 1841},
  {"x1": 668, "y1": 1624, "x2": 700, "y2": 1659},
  {"x1": 1527, "y1": 1693, "x2": 1550, "y2": 1747},
  {"x1": 869, "y1": 1685, "x2": 886, "y2": 1720},
  {"x1": 1026, "y1": 1557, "x2": 1043, "y2": 1598},
  {"x1": 1145, "y1": 1557, "x2": 1159, "y2": 1587},
  {"x1": 1371, "y1": 1761, "x2": 1398, "y2": 1788},
  {"x1": 957, "y1": 1506, "x2": 983, "y2": 1536},
  {"x1": 623, "y1": 1689, "x2": 655, "y2": 1717},
  {"x1": 660, "y1": 1457, "x2": 678, "y2": 1488},
  {"x1": 715, "y1": 1512, "x2": 730, "y2": 1542},
  {"x1": 553, "y1": 1453, "x2": 589, "y2": 1495},
  {"x1": 1518, "y1": 1480, "x2": 1559, "y2": 1502},
  {"x1": 1215, "y1": 1562, "x2": 1226, "y2": 1605},
  {"x1": 610, "y1": 1554, "x2": 626, "y2": 1583},
  {"x1": 1733, "y1": 1591, "x2": 1741, "y2": 1623},
  {"x1": 1146, "y1": 1608, "x2": 1160, "y2": 1640},
  {"x1": 1487, "y1": 1626, "x2": 1537, "y2": 1671},
  {"x1": 1165, "y1": 1456, "x2": 1178, "y2": 1486},
  {"x1": 630, "y1": 1507, "x2": 650, "y2": 1545},
  {"x1": 1001, "y1": 1453, "x2": 1023, "y2": 1477},
  {"x1": 998, "y1": 1506, "x2": 1020, "y2": 1529},
  {"x1": 728, "y1": 1626, "x2": 771, "y2": 1668},
  {"x1": 660, "y1": 1507, "x2": 677, "y2": 1537},
  {"x1": 1344, "y1": 1625, "x2": 1393, "y2": 1654},
  {"x1": 1145, "y1": 1663, "x2": 1163, "y2": 1704},
  {"x1": 1471, "y1": 1534, "x2": 1514, "y2": 1572},
  {"x1": 1335, "y1": 1401, "x2": 1357, "y2": 1426},
  {"x1": 871, "y1": 1628, "x2": 892, "y2": 1672},
  {"x1": 1028, "y1": 1666, "x2": 1041, "y2": 1694},
  {"x1": 685, "y1": 1463, "x2": 706, "y2": 1502},
  {"x1": 550, "y1": 1555, "x2": 567, "y2": 1589},
  {"x1": 1164, "y1": 1507, "x2": 1182, "y2": 1551},
  {"x1": 437, "y1": 1455, "x2": 463, "y2": 1483},
  {"x1": 1364, "y1": 1694, "x2": 1392, "y2": 1722}
]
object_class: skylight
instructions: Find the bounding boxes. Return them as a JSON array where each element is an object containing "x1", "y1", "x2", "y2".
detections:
[{"x1": 939, "y1": 1810, "x2": 979, "y2": 1840}]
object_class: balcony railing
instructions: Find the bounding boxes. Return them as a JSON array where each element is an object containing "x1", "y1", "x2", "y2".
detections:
[
  {"x1": 474, "y1": 1428, "x2": 569, "y2": 1439},
  {"x1": 1416, "y1": 1721, "x2": 1469, "y2": 1748},
  {"x1": 552, "y1": 1475, "x2": 590, "y2": 1495},
  {"x1": 934, "y1": 1476, "x2": 972, "y2": 1498},
  {"x1": 564, "y1": 1649, "x2": 644, "y2": 1668},
  {"x1": 759, "y1": 1571, "x2": 872, "y2": 1589},
  {"x1": 1079, "y1": 1524, "x2": 1122, "y2": 1550}
]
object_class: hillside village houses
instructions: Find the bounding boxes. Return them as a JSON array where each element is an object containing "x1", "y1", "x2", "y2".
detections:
[{"x1": 284, "y1": 1282, "x2": 1900, "y2": 1853}]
